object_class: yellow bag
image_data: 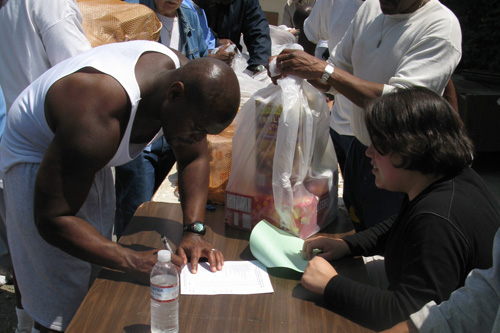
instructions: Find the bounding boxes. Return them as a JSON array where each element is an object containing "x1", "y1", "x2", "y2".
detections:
[{"x1": 77, "y1": 0, "x2": 161, "y2": 47}]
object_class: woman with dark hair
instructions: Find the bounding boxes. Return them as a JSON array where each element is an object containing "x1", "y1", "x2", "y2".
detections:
[{"x1": 299, "y1": 86, "x2": 500, "y2": 331}]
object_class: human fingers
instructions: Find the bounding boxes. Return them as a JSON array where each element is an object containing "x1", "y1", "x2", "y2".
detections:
[
  {"x1": 206, "y1": 248, "x2": 224, "y2": 272},
  {"x1": 302, "y1": 236, "x2": 326, "y2": 259},
  {"x1": 219, "y1": 38, "x2": 232, "y2": 46},
  {"x1": 170, "y1": 253, "x2": 185, "y2": 274},
  {"x1": 176, "y1": 245, "x2": 188, "y2": 267},
  {"x1": 188, "y1": 250, "x2": 201, "y2": 274},
  {"x1": 300, "y1": 257, "x2": 336, "y2": 294}
]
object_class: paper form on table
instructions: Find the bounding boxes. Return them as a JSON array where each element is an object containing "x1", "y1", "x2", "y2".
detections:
[
  {"x1": 249, "y1": 219, "x2": 309, "y2": 273},
  {"x1": 180, "y1": 260, "x2": 274, "y2": 295}
]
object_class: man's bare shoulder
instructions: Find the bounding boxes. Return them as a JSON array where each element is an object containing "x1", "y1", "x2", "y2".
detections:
[
  {"x1": 45, "y1": 68, "x2": 130, "y2": 132},
  {"x1": 44, "y1": 69, "x2": 131, "y2": 167}
]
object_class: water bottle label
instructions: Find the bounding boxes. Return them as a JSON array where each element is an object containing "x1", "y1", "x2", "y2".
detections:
[{"x1": 151, "y1": 282, "x2": 179, "y2": 302}]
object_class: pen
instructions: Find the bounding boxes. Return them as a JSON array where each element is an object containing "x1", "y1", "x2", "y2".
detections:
[{"x1": 160, "y1": 234, "x2": 174, "y2": 253}]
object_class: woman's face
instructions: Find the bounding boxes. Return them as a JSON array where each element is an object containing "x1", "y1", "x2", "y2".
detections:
[
  {"x1": 365, "y1": 144, "x2": 409, "y2": 193},
  {"x1": 154, "y1": 0, "x2": 182, "y2": 17}
]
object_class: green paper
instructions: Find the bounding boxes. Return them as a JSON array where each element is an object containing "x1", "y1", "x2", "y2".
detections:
[{"x1": 249, "y1": 220, "x2": 308, "y2": 273}]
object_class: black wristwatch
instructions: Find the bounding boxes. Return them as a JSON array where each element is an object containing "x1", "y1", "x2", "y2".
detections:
[{"x1": 183, "y1": 221, "x2": 206, "y2": 235}]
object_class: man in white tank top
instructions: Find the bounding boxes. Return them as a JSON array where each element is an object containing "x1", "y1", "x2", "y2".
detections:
[{"x1": 0, "y1": 40, "x2": 240, "y2": 331}]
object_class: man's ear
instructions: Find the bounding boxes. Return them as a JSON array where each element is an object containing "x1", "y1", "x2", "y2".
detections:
[{"x1": 167, "y1": 81, "x2": 185, "y2": 101}]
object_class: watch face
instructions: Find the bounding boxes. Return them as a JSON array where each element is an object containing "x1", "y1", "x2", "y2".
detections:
[{"x1": 192, "y1": 222, "x2": 205, "y2": 233}]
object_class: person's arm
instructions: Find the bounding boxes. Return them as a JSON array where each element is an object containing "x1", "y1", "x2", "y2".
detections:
[
  {"x1": 409, "y1": 231, "x2": 500, "y2": 332},
  {"x1": 34, "y1": 73, "x2": 167, "y2": 284},
  {"x1": 315, "y1": 214, "x2": 470, "y2": 331},
  {"x1": 241, "y1": 0, "x2": 272, "y2": 68},
  {"x1": 186, "y1": 5, "x2": 209, "y2": 58},
  {"x1": 186, "y1": 0, "x2": 216, "y2": 50},
  {"x1": 38, "y1": 0, "x2": 91, "y2": 65},
  {"x1": 342, "y1": 215, "x2": 396, "y2": 257},
  {"x1": 277, "y1": 21, "x2": 461, "y2": 109},
  {"x1": 276, "y1": 49, "x2": 384, "y2": 108},
  {"x1": 207, "y1": 43, "x2": 235, "y2": 65},
  {"x1": 384, "y1": 231, "x2": 500, "y2": 333},
  {"x1": 172, "y1": 137, "x2": 224, "y2": 273}
]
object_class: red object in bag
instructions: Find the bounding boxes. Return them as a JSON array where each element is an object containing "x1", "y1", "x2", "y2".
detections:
[{"x1": 225, "y1": 76, "x2": 338, "y2": 239}]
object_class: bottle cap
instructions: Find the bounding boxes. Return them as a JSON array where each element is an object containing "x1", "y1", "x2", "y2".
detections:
[{"x1": 157, "y1": 250, "x2": 171, "y2": 262}]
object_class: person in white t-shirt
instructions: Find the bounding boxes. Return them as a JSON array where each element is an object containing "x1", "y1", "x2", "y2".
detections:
[
  {"x1": 273, "y1": 0, "x2": 461, "y2": 231},
  {"x1": 0, "y1": 0, "x2": 91, "y2": 110},
  {"x1": 302, "y1": 0, "x2": 364, "y2": 176}
]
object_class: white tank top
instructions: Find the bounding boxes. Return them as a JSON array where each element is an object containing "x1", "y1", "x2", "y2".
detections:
[{"x1": 0, "y1": 40, "x2": 180, "y2": 173}]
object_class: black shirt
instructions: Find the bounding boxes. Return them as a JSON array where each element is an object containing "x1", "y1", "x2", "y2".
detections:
[{"x1": 324, "y1": 167, "x2": 500, "y2": 331}]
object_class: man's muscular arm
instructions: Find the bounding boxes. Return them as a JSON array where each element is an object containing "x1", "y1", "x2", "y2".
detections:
[{"x1": 34, "y1": 72, "x2": 165, "y2": 282}]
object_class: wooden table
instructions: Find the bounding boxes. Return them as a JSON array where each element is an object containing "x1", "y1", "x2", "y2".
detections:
[{"x1": 67, "y1": 202, "x2": 373, "y2": 332}]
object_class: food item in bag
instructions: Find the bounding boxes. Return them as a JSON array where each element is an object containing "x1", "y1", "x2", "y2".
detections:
[
  {"x1": 225, "y1": 91, "x2": 337, "y2": 239},
  {"x1": 255, "y1": 100, "x2": 282, "y2": 193}
]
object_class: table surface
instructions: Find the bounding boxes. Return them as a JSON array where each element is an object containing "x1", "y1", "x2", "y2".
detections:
[{"x1": 67, "y1": 202, "x2": 373, "y2": 333}]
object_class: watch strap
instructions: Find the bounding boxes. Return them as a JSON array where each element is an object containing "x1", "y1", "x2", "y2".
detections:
[
  {"x1": 321, "y1": 63, "x2": 334, "y2": 83},
  {"x1": 183, "y1": 221, "x2": 206, "y2": 235}
]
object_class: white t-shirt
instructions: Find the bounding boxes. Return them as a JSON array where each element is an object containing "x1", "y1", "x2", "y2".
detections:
[
  {"x1": 304, "y1": 0, "x2": 363, "y2": 54},
  {"x1": 0, "y1": 0, "x2": 91, "y2": 110},
  {"x1": 157, "y1": 13, "x2": 181, "y2": 50},
  {"x1": 303, "y1": 0, "x2": 364, "y2": 135},
  {"x1": 330, "y1": 0, "x2": 462, "y2": 144}
]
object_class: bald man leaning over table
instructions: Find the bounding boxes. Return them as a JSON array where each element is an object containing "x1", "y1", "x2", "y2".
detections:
[{"x1": 0, "y1": 40, "x2": 240, "y2": 332}]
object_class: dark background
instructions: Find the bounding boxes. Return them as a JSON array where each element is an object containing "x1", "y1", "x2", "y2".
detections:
[{"x1": 442, "y1": 0, "x2": 500, "y2": 74}]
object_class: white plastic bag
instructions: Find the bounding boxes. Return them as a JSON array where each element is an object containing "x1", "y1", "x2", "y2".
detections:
[{"x1": 225, "y1": 75, "x2": 338, "y2": 239}]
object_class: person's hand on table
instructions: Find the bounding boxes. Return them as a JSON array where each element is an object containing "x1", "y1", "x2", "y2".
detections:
[
  {"x1": 301, "y1": 236, "x2": 351, "y2": 294},
  {"x1": 301, "y1": 256, "x2": 338, "y2": 294},
  {"x1": 125, "y1": 249, "x2": 184, "y2": 283},
  {"x1": 302, "y1": 236, "x2": 351, "y2": 261},
  {"x1": 177, "y1": 232, "x2": 224, "y2": 273}
]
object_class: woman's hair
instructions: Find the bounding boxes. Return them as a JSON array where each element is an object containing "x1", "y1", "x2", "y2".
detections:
[{"x1": 365, "y1": 86, "x2": 473, "y2": 176}]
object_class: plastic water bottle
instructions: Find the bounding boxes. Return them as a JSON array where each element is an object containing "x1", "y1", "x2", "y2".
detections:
[{"x1": 150, "y1": 250, "x2": 179, "y2": 333}]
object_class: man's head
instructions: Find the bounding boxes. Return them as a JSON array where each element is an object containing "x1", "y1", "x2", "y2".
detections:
[
  {"x1": 153, "y1": 0, "x2": 183, "y2": 17},
  {"x1": 379, "y1": 0, "x2": 428, "y2": 15},
  {"x1": 161, "y1": 57, "x2": 240, "y2": 146}
]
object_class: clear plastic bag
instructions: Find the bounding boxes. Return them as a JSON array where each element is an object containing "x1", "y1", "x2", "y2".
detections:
[{"x1": 225, "y1": 76, "x2": 338, "y2": 239}]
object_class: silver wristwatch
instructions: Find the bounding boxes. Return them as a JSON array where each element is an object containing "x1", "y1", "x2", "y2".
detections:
[{"x1": 321, "y1": 63, "x2": 334, "y2": 83}]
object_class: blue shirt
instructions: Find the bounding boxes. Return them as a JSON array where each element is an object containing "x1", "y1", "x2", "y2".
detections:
[
  {"x1": 135, "y1": 0, "x2": 209, "y2": 59},
  {"x1": 182, "y1": 0, "x2": 216, "y2": 50}
]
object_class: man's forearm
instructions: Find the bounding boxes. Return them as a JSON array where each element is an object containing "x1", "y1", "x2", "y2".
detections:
[
  {"x1": 37, "y1": 214, "x2": 148, "y2": 274},
  {"x1": 326, "y1": 65, "x2": 385, "y2": 108},
  {"x1": 177, "y1": 152, "x2": 210, "y2": 225}
]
